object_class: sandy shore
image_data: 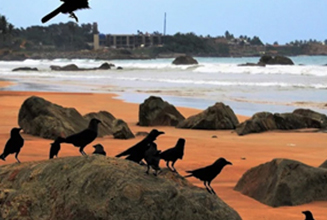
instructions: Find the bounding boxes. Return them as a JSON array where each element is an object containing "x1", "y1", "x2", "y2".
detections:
[{"x1": 0, "y1": 88, "x2": 326, "y2": 219}]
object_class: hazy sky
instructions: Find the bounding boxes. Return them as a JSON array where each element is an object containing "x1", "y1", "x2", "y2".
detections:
[{"x1": 1, "y1": 0, "x2": 326, "y2": 44}]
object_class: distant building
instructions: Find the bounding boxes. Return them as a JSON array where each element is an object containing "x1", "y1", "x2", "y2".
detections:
[{"x1": 93, "y1": 33, "x2": 163, "y2": 50}]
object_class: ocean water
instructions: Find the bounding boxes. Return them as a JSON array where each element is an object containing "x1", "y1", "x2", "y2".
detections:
[{"x1": 0, "y1": 56, "x2": 326, "y2": 116}]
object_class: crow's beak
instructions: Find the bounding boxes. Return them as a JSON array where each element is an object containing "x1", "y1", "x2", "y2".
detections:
[
  {"x1": 18, "y1": 128, "x2": 23, "y2": 131},
  {"x1": 226, "y1": 161, "x2": 233, "y2": 165},
  {"x1": 158, "y1": 131, "x2": 165, "y2": 135}
]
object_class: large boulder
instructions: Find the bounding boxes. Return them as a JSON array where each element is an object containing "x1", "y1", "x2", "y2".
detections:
[
  {"x1": 176, "y1": 102, "x2": 239, "y2": 130},
  {"x1": 235, "y1": 109, "x2": 324, "y2": 135},
  {"x1": 138, "y1": 96, "x2": 185, "y2": 126},
  {"x1": 319, "y1": 160, "x2": 327, "y2": 169},
  {"x1": 172, "y1": 55, "x2": 198, "y2": 65},
  {"x1": 234, "y1": 158, "x2": 327, "y2": 207},
  {"x1": 0, "y1": 156, "x2": 242, "y2": 220},
  {"x1": 18, "y1": 96, "x2": 134, "y2": 140},
  {"x1": 258, "y1": 55, "x2": 294, "y2": 65}
]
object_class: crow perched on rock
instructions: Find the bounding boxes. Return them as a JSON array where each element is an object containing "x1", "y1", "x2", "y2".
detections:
[
  {"x1": 116, "y1": 129, "x2": 164, "y2": 164},
  {"x1": 185, "y1": 157, "x2": 232, "y2": 195},
  {"x1": 160, "y1": 138, "x2": 185, "y2": 173},
  {"x1": 49, "y1": 137, "x2": 65, "y2": 159},
  {"x1": 59, "y1": 118, "x2": 101, "y2": 155},
  {"x1": 42, "y1": 0, "x2": 90, "y2": 23},
  {"x1": 92, "y1": 144, "x2": 106, "y2": 156},
  {"x1": 302, "y1": 211, "x2": 315, "y2": 220},
  {"x1": 0, "y1": 128, "x2": 24, "y2": 163},
  {"x1": 144, "y1": 142, "x2": 161, "y2": 176}
]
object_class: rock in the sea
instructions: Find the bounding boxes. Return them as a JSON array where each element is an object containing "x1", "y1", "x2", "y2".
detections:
[
  {"x1": 259, "y1": 55, "x2": 294, "y2": 65},
  {"x1": 177, "y1": 102, "x2": 239, "y2": 130},
  {"x1": 235, "y1": 109, "x2": 325, "y2": 135},
  {"x1": 138, "y1": 96, "x2": 185, "y2": 126},
  {"x1": 172, "y1": 55, "x2": 198, "y2": 65},
  {"x1": 12, "y1": 67, "x2": 38, "y2": 71},
  {"x1": 50, "y1": 63, "x2": 115, "y2": 71},
  {"x1": 0, "y1": 156, "x2": 242, "y2": 220},
  {"x1": 18, "y1": 96, "x2": 134, "y2": 139},
  {"x1": 98, "y1": 62, "x2": 115, "y2": 70},
  {"x1": 234, "y1": 158, "x2": 327, "y2": 207},
  {"x1": 237, "y1": 62, "x2": 266, "y2": 67}
]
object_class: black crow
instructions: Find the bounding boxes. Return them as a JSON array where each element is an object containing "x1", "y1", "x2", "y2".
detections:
[
  {"x1": 144, "y1": 142, "x2": 161, "y2": 176},
  {"x1": 115, "y1": 129, "x2": 164, "y2": 164},
  {"x1": 184, "y1": 157, "x2": 232, "y2": 195},
  {"x1": 0, "y1": 128, "x2": 24, "y2": 163},
  {"x1": 49, "y1": 137, "x2": 65, "y2": 159},
  {"x1": 302, "y1": 211, "x2": 315, "y2": 220},
  {"x1": 92, "y1": 144, "x2": 106, "y2": 156},
  {"x1": 59, "y1": 118, "x2": 101, "y2": 156},
  {"x1": 42, "y1": 0, "x2": 90, "y2": 23},
  {"x1": 160, "y1": 138, "x2": 185, "y2": 172}
]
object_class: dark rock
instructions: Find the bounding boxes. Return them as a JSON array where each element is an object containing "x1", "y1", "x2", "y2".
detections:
[
  {"x1": 212, "y1": 135, "x2": 218, "y2": 138},
  {"x1": 177, "y1": 102, "x2": 239, "y2": 130},
  {"x1": 138, "y1": 96, "x2": 185, "y2": 126},
  {"x1": 238, "y1": 62, "x2": 265, "y2": 67},
  {"x1": 259, "y1": 55, "x2": 294, "y2": 65},
  {"x1": 111, "y1": 119, "x2": 135, "y2": 139},
  {"x1": 18, "y1": 96, "x2": 134, "y2": 140},
  {"x1": 50, "y1": 65, "x2": 61, "y2": 70},
  {"x1": 319, "y1": 160, "x2": 327, "y2": 168},
  {"x1": 293, "y1": 108, "x2": 327, "y2": 129},
  {"x1": 98, "y1": 62, "x2": 114, "y2": 70},
  {"x1": 0, "y1": 156, "x2": 242, "y2": 220},
  {"x1": 235, "y1": 110, "x2": 325, "y2": 135},
  {"x1": 61, "y1": 64, "x2": 79, "y2": 71},
  {"x1": 234, "y1": 158, "x2": 327, "y2": 207},
  {"x1": 117, "y1": 66, "x2": 123, "y2": 70},
  {"x1": 172, "y1": 55, "x2": 198, "y2": 65},
  {"x1": 12, "y1": 67, "x2": 38, "y2": 71}
]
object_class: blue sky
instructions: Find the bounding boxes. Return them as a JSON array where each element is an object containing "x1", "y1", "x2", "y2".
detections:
[{"x1": 1, "y1": 0, "x2": 326, "y2": 44}]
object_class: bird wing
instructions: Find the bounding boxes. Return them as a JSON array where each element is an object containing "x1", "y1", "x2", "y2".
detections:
[
  {"x1": 42, "y1": 5, "x2": 64, "y2": 23},
  {"x1": 159, "y1": 148, "x2": 174, "y2": 160}
]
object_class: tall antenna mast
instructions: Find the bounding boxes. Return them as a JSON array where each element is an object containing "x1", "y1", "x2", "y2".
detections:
[{"x1": 163, "y1": 12, "x2": 167, "y2": 36}]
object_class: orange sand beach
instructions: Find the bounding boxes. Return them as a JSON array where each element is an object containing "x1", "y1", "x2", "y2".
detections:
[{"x1": 0, "y1": 82, "x2": 326, "y2": 220}]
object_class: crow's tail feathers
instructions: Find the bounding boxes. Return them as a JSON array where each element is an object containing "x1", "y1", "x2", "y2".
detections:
[
  {"x1": 0, "y1": 153, "x2": 6, "y2": 161},
  {"x1": 41, "y1": 6, "x2": 63, "y2": 23},
  {"x1": 184, "y1": 171, "x2": 193, "y2": 178}
]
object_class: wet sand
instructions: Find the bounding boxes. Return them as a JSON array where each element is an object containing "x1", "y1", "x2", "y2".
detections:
[{"x1": 0, "y1": 89, "x2": 326, "y2": 219}]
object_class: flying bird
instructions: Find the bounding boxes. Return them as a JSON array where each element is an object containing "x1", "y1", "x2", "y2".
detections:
[
  {"x1": 49, "y1": 137, "x2": 65, "y2": 159},
  {"x1": 185, "y1": 157, "x2": 232, "y2": 195},
  {"x1": 302, "y1": 211, "x2": 315, "y2": 220},
  {"x1": 59, "y1": 118, "x2": 101, "y2": 155},
  {"x1": 41, "y1": 0, "x2": 90, "y2": 23},
  {"x1": 92, "y1": 144, "x2": 106, "y2": 156},
  {"x1": 115, "y1": 129, "x2": 164, "y2": 164},
  {"x1": 0, "y1": 128, "x2": 24, "y2": 163},
  {"x1": 160, "y1": 138, "x2": 185, "y2": 173},
  {"x1": 144, "y1": 142, "x2": 161, "y2": 176}
]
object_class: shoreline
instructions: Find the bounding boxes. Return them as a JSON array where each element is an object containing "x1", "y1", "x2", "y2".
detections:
[{"x1": 0, "y1": 83, "x2": 327, "y2": 219}]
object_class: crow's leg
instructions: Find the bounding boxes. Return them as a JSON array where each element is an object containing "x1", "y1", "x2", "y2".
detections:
[
  {"x1": 208, "y1": 181, "x2": 216, "y2": 195},
  {"x1": 79, "y1": 147, "x2": 86, "y2": 156},
  {"x1": 203, "y1": 181, "x2": 212, "y2": 194},
  {"x1": 171, "y1": 160, "x2": 177, "y2": 172},
  {"x1": 15, "y1": 151, "x2": 21, "y2": 163},
  {"x1": 145, "y1": 165, "x2": 150, "y2": 174},
  {"x1": 69, "y1": 12, "x2": 79, "y2": 22},
  {"x1": 166, "y1": 161, "x2": 173, "y2": 171}
]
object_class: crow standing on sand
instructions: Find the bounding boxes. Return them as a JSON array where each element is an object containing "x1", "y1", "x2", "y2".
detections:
[
  {"x1": 302, "y1": 211, "x2": 315, "y2": 220},
  {"x1": 59, "y1": 118, "x2": 101, "y2": 155},
  {"x1": 115, "y1": 129, "x2": 165, "y2": 164},
  {"x1": 144, "y1": 142, "x2": 161, "y2": 176},
  {"x1": 49, "y1": 137, "x2": 65, "y2": 159},
  {"x1": 92, "y1": 144, "x2": 106, "y2": 156},
  {"x1": 41, "y1": 0, "x2": 90, "y2": 23},
  {"x1": 184, "y1": 157, "x2": 232, "y2": 195},
  {"x1": 160, "y1": 138, "x2": 185, "y2": 173},
  {"x1": 0, "y1": 128, "x2": 24, "y2": 163}
]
